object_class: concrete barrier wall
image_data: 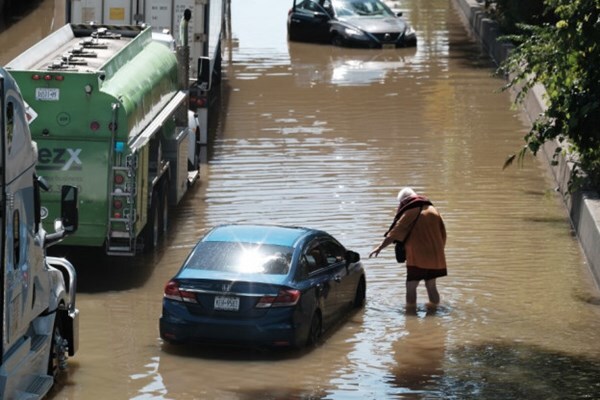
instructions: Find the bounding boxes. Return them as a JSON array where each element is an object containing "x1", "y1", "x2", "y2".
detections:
[{"x1": 452, "y1": 0, "x2": 600, "y2": 287}]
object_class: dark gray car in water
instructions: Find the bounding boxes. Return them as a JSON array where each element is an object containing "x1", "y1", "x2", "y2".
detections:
[{"x1": 287, "y1": 0, "x2": 417, "y2": 48}]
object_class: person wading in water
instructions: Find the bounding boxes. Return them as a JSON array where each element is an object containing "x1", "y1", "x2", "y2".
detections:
[{"x1": 369, "y1": 187, "x2": 447, "y2": 311}]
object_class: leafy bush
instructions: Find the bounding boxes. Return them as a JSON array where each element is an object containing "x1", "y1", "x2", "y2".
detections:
[{"x1": 500, "y1": 0, "x2": 600, "y2": 191}]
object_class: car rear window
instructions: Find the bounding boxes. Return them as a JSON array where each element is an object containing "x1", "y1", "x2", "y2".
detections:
[{"x1": 184, "y1": 241, "x2": 294, "y2": 275}]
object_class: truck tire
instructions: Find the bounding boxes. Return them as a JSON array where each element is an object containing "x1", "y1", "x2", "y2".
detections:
[
  {"x1": 144, "y1": 191, "x2": 160, "y2": 251},
  {"x1": 160, "y1": 181, "x2": 169, "y2": 235},
  {"x1": 48, "y1": 315, "x2": 67, "y2": 380}
]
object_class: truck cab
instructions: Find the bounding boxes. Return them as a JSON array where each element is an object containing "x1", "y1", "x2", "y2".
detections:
[{"x1": 0, "y1": 67, "x2": 79, "y2": 399}]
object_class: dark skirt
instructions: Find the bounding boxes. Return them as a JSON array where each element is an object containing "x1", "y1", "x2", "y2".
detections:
[{"x1": 406, "y1": 266, "x2": 447, "y2": 282}]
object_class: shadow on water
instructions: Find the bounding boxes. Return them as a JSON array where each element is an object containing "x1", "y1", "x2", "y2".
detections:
[
  {"x1": 391, "y1": 341, "x2": 600, "y2": 400},
  {"x1": 48, "y1": 245, "x2": 161, "y2": 293},
  {"x1": 161, "y1": 341, "x2": 310, "y2": 362},
  {"x1": 218, "y1": 389, "x2": 329, "y2": 400}
]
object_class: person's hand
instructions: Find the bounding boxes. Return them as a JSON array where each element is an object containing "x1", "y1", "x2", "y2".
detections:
[{"x1": 369, "y1": 247, "x2": 380, "y2": 258}]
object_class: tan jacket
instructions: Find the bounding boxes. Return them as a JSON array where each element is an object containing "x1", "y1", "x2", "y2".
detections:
[{"x1": 387, "y1": 205, "x2": 447, "y2": 269}]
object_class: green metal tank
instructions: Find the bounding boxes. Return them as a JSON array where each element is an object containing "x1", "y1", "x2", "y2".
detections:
[{"x1": 7, "y1": 24, "x2": 189, "y2": 254}]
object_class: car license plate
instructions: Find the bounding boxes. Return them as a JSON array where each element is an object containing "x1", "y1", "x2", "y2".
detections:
[
  {"x1": 214, "y1": 296, "x2": 240, "y2": 311},
  {"x1": 35, "y1": 88, "x2": 60, "y2": 101},
  {"x1": 382, "y1": 43, "x2": 395, "y2": 49}
]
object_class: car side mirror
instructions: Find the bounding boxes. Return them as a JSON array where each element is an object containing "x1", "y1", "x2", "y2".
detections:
[
  {"x1": 44, "y1": 185, "x2": 79, "y2": 247},
  {"x1": 396, "y1": 11, "x2": 403, "y2": 17},
  {"x1": 314, "y1": 11, "x2": 329, "y2": 20},
  {"x1": 345, "y1": 250, "x2": 360, "y2": 266}
]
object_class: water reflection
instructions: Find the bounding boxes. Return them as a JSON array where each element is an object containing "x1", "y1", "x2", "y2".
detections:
[
  {"x1": 390, "y1": 312, "x2": 448, "y2": 395},
  {"x1": 288, "y1": 43, "x2": 418, "y2": 86}
]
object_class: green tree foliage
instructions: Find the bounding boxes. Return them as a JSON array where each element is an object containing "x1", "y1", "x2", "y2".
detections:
[
  {"x1": 500, "y1": 0, "x2": 600, "y2": 191},
  {"x1": 489, "y1": 0, "x2": 548, "y2": 34}
]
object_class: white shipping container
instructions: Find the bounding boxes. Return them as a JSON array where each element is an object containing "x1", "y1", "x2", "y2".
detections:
[{"x1": 68, "y1": 0, "x2": 215, "y2": 80}]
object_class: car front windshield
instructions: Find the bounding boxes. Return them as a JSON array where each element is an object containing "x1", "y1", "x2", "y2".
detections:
[
  {"x1": 332, "y1": 0, "x2": 394, "y2": 17},
  {"x1": 185, "y1": 241, "x2": 294, "y2": 275}
]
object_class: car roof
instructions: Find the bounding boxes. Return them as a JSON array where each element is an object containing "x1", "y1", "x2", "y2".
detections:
[{"x1": 203, "y1": 224, "x2": 319, "y2": 248}]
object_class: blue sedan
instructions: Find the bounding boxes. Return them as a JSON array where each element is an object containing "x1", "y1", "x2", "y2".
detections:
[{"x1": 159, "y1": 224, "x2": 366, "y2": 348}]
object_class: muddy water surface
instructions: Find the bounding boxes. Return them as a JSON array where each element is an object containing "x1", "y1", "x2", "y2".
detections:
[{"x1": 3, "y1": 0, "x2": 600, "y2": 399}]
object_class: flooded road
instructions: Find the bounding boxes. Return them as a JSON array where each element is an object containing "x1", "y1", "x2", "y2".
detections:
[{"x1": 3, "y1": 0, "x2": 600, "y2": 398}]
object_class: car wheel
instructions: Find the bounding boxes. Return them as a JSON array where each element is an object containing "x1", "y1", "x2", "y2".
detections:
[
  {"x1": 353, "y1": 277, "x2": 366, "y2": 308},
  {"x1": 306, "y1": 311, "x2": 322, "y2": 346},
  {"x1": 331, "y1": 33, "x2": 344, "y2": 47}
]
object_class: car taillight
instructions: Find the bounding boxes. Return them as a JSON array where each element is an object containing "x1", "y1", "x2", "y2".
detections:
[
  {"x1": 255, "y1": 289, "x2": 300, "y2": 308},
  {"x1": 164, "y1": 280, "x2": 198, "y2": 303}
]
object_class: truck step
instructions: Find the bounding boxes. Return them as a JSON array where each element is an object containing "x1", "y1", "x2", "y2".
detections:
[
  {"x1": 107, "y1": 245, "x2": 135, "y2": 252},
  {"x1": 22, "y1": 375, "x2": 54, "y2": 399},
  {"x1": 106, "y1": 247, "x2": 135, "y2": 256},
  {"x1": 187, "y1": 170, "x2": 199, "y2": 186},
  {"x1": 109, "y1": 231, "x2": 132, "y2": 239}
]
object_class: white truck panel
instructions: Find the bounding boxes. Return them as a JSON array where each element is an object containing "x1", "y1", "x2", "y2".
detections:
[
  {"x1": 146, "y1": 0, "x2": 204, "y2": 77},
  {"x1": 145, "y1": 0, "x2": 172, "y2": 32},
  {"x1": 70, "y1": 0, "x2": 103, "y2": 24},
  {"x1": 103, "y1": 0, "x2": 134, "y2": 24}
]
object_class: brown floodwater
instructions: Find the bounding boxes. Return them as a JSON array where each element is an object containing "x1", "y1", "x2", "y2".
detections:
[{"x1": 3, "y1": 0, "x2": 600, "y2": 399}]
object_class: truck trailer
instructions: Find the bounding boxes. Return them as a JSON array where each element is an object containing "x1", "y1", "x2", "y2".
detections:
[
  {"x1": 7, "y1": 22, "x2": 198, "y2": 256},
  {"x1": 0, "y1": 66, "x2": 79, "y2": 399},
  {"x1": 66, "y1": 0, "x2": 225, "y2": 154}
]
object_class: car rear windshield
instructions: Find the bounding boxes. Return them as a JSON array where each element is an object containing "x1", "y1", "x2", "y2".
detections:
[{"x1": 184, "y1": 241, "x2": 294, "y2": 275}]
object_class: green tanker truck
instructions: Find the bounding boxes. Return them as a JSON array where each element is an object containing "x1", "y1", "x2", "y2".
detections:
[{"x1": 6, "y1": 23, "x2": 199, "y2": 255}]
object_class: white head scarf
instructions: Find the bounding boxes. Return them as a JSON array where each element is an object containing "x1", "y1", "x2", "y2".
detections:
[{"x1": 397, "y1": 187, "x2": 417, "y2": 203}]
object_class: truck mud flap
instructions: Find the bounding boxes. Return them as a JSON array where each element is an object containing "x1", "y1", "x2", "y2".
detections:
[{"x1": 65, "y1": 308, "x2": 80, "y2": 356}]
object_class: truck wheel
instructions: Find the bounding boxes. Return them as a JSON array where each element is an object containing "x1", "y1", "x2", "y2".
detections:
[
  {"x1": 48, "y1": 316, "x2": 68, "y2": 380},
  {"x1": 144, "y1": 192, "x2": 159, "y2": 251},
  {"x1": 160, "y1": 182, "x2": 169, "y2": 235}
]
